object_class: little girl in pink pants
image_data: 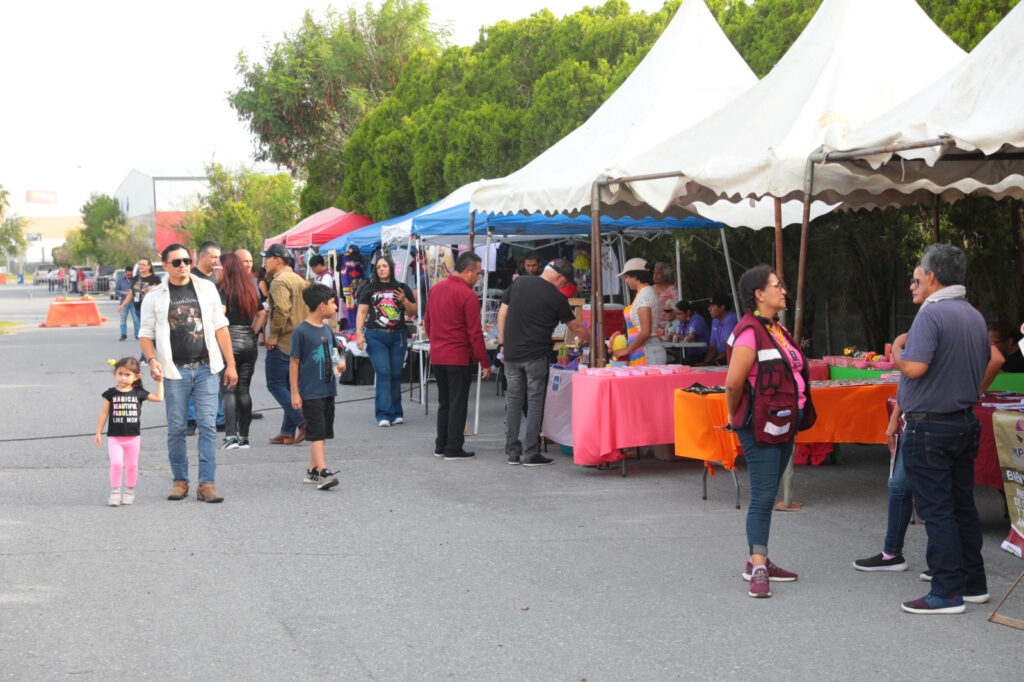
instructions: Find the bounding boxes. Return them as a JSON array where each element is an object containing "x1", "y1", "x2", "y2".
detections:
[{"x1": 95, "y1": 357, "x2": 164, "y2": 506}]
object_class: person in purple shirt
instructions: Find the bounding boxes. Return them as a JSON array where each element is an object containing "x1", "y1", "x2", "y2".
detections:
[{"x1": 701, "y1": 293, "x2": 738, "y2": 365}]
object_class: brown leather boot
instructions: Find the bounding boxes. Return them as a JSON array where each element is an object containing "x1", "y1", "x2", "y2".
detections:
[
  {"x1": 196, "y1": 483, "x2": 224, "y2": 503},
  {"x1": 167, "y1": 481, "x2": 189, "y2": 501}
]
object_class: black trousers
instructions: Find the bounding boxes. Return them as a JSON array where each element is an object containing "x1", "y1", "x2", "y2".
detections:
[{"x1": 433, "y1": 364, "x2": 471, "y2": 455}]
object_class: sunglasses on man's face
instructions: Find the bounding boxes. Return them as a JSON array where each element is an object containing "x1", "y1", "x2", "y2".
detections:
[{"x1": 168, "y1": 257, "x2": 192, "y2": 268}]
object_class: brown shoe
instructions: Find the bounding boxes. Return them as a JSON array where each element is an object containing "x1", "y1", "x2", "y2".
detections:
[
  {"x1": 294, "y1": 423, "x2": 307, "y2": 445},
  {"x1": 167, "y1": 481, "x2": 189, "y2": 500},
  {"x1": 196, "y1": 483, "x2": 224, "y2": 503},
  {"x1": 269, "y1": 433, "x2": 295, "y2": 445}
]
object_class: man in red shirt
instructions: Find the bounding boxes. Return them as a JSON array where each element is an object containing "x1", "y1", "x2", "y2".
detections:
[{"x1": 425, "y1": 251, "x2": 492, "y2": 460}]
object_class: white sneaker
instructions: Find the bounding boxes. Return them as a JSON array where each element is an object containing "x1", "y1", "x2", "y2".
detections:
[
  {"x1": 107, "y1": 490, "x2": 122, "y2": 507},
  {"x1": 121, "y1": 489, "x2": 135, "y2": 505},
  {"x1": 378, "y1": 419, "x2": 391, "y2": 427},
  {"x1": 391, "y1": 417, "x2": 404, "y2": 425}
]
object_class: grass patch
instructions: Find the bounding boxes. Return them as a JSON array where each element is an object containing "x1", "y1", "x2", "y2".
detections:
[{"x1": 0, "y1": 321, "x2": 20, "y2": 334}]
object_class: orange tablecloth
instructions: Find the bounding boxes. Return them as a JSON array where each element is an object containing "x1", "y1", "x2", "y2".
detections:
[
  {"x1": 570, "y1": 364, "x2": 830, "y2": 465},
  {"x1": 673, "y1": 382, "x2": 898, "y2": 471}
]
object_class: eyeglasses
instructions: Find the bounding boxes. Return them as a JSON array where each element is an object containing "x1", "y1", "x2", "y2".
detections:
[
  {"x1": 169, "y1": 258, "x2": 192, "y2": 267},
  {"x1": 764, "y1": 281, "x2": 786, "y2": 291},
  {"x1": 910, "y1": 278, "x2": 920, "y2": 288}
]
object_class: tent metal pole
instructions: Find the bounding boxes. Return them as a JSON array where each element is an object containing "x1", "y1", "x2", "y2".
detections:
[
  {"x1": 781, "y1": 157, "x2": 816, "y2": 511},
  {"x1": 674, "y1": 236, "x2": 682, "y2": 298},
  {"x1": 774, "y1": 197, "x2": 784, "y2": 280},
  {"x1": 590, "y1": 180, "x2": 606, "y2": 366},
  {"x1": 774, "y1": 197, "x2": 786, "y2": 326},
  {"x1": 617, "y1": 231, "x2": 630, "y2": 306},
  {"x1": 809, "y1": 136, "x2": 951, "y2": 164},
  {"x1": 473, "y1": 230, "x2": 492, "y2": 435},
  {"x1": 468, "y1": 211, "x2": 475, "y2": 251},
  {"x1": 719, "y1": 227, "x2": 740, "y2": 315}
]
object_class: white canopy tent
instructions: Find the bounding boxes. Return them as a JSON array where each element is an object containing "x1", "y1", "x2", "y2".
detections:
[
  {"x1": 470, "y1": 0, "x2": 756, "y2": 218},
  {"x1": 808, "y1": 0, "x2": 1024, "y2": 209},
  {"x1": 601, "y1": 0, "x2": 966, "y2": 344}
]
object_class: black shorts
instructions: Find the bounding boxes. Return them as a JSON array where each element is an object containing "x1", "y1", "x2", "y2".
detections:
[{"x1": 302, "y1": 396, "x2": 335, "y2": 441}]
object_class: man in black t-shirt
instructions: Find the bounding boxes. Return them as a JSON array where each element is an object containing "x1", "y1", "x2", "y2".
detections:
[{"x1": 498, "y1": 259, "x2": 587, "y2": 466}]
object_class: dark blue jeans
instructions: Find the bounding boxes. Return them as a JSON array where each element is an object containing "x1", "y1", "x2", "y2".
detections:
[
  {"x1": 265, "y1": 347, "x2": 305, "y2": 435},
  {"x1": 365, "y1": 329, "x2": 406, "y2": 422},
  {"x1": 884, "y1": 439, "x2": 915, "y2": 556},
  {"x1": 902, "y1": 413, "x2": 986, "y2": 599},
  {"x1": 735, "y1": 410, "x2": 802, "y2": 557}
]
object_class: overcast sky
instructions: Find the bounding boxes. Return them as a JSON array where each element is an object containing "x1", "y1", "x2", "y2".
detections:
[{"x1": 0, "y1": 0, "x2": 668, "y2": 218}]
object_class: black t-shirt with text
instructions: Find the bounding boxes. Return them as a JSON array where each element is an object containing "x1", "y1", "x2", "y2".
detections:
[
  {"x1": 501, "y1": 276, "x2": 575, "y2": 362},
  {"x1": 168, "y1": 280, "x2": 208, "y2": 365},
  {"x1": 357, "y1": 280, "x2": 416, "y2": 332},
  {"x1": 102, "y1": 387, "x2": 150, "y2": 437}
]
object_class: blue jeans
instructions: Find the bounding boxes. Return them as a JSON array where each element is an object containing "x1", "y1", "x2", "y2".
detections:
[
  {"x1": 187, "y1": 394, "x2": 224, "y2": 425},
  {"x1": 265, "y1": 347, "x2": 305, "y2": 435},
  {"x1": 903, "y1": 413, "x2": 986, "y2": 600},
  {"x1": 736, "y1": 411, "x2": 801, "y2": 556},
  {"x1": 164, "y1": 364, "x2": 219, "y2": 483},
  {"x1": 884, "y1": 439, "x2": 915, "y2": 556},
  {"x1": 365, "y1": 329, "x2": 406, "y2": 422},
  {"x1": 119, "y1": 303, "x2": 137, "y2": 338}
]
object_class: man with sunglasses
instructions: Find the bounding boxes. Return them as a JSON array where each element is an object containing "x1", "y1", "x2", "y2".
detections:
[{"x1": 139, "y1": 243, "x2": 238, "y2": 503}]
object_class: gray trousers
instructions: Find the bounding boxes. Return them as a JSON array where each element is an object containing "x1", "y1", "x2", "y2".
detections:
[{"x1": 504, "y1": 356, "x2": 548, "y2": 459}]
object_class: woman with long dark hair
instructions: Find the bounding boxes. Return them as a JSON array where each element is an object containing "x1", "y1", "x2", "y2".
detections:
[
  {"x1": 218, "y1": 252, "x2": 266, "y2": 448},
  {"x1": 355, "y1": 255, "x2": 417, "y2": 426},
  {"x1": 724, "y1": 264, "x2": 815, "y2": 598}
]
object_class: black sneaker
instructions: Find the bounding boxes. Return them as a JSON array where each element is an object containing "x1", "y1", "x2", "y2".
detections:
[
  {"x1": 304, "y1": 468, "x2": 320, "y2": 484},
  {"x1": 434, "y1": 448, "x2": 445, "y2": 458},
  {"x1": 853, "y1": 553, "x2": 908, "y2": 572},
  {"x1": 250, "y1": 411, "x2": 264, "y2": 420},
  {"x1": 237, "y1": 438, "x2": 250, "y2": 449},
  {"x1": 317, "y1": 468, "x2": 339, "y2": 490},
  {"x1": 522, "y1": 455, "x2": 554, "y2": 467},
  {"x1": 920, "y1": 569, "x2": 933, "y2": 582},
  {"x1": 444, "y1": 450, "x2": 476, "y2": 460},
  {"x1": 186, "y1": 420, "x2": 197, "y2": 436},
  {"x1": 507, "y1": 454, "x2": 521, "y2": 465}
]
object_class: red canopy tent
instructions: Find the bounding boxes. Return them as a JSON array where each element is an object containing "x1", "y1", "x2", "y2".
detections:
[{"x1": 263, "y1": 208, "x2": 374, "y2": 250}]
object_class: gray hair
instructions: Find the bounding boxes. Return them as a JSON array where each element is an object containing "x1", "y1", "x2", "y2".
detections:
[
  {"x1": 653, "y1": 262, "x2": 673, "y2": 278},
  {"x1": 920, "y1": 243, "x2": 966, "y2": 286}
]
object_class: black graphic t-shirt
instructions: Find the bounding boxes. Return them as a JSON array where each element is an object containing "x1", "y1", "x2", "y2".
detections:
[
  {"x1": 357, "y1": 280, "x2": 415, "y2": 331},
  {"x1": 168, "y1": 281, "x2": 208, "y2": 365},
  {"x1": 101, "y1": 387, "x2": 150, "y2": 437}
]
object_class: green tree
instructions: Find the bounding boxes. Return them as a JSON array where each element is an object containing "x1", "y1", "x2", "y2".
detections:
[
  {"x1": 229, "y1": 0, "x2": 446, "y2": 209},
  {"x1": 79, "y1": 193, "x2": 125, "y2": 263},
  {"x1": 339, "y1": 0, "x2": 674, "y2": 219},
  {"x1": 0, "y1": 214, "x2": 28, "y2": 267},
  {"x1": 0, "y1": 183, "x2": 10, "y2": 224},
  {"x1": 182, "y1": 164, "x2": 300, "y2": 254}
]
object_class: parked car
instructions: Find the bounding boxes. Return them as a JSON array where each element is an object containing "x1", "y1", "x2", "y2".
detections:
[{"x1": 33, "y1": 266, "x2": 55, "y2": 284}]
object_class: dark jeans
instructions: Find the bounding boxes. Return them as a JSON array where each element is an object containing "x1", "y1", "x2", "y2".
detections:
[
  {"x1": 365, "y1": 329, "x2": 406, "y2": 422},
  {"x1": 434, "y1": 364, "x2": 471, "y2": 455},
  {"x1": 735, "y1": 410, "x2": 802, "y2": 557},
  {"x1": 903, "y1": 413, "x2": 986, "y2": 599},
  {"x1": 504, "y1": 356, "x2": 548, "y2": 459},
  {"x1": 266, "y1": 346, "x2": 305, "y2": 435},
  {"x1": 222, "y1": 325, "x2": 258, "y2": 438},
  {"x1": 884, "y1": 438, "x2": 915, "y2": 556}
]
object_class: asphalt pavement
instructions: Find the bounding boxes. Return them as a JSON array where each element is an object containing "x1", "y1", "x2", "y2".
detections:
[{"x1": 0, "y1": 283, "x2": 1022, "y2": 680}]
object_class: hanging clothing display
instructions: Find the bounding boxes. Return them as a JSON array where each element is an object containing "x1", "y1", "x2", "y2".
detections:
[{"x1": 340, "y1": 245, "x2": 366, "y2": 329}]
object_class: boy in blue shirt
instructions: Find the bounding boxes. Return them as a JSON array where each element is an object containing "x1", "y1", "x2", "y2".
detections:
[{"x1": 290, "y1": 284, "x2": 345, "y2": 490}]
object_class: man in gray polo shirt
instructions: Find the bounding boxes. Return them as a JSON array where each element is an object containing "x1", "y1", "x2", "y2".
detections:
[{"x1": 891, "y1": 243, "x2": 989, "y2": 614}]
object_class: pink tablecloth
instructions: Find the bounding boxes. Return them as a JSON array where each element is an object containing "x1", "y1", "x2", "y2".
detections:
[{"x1": 572, "y1": 364, "x2": 829, "y2": 465}]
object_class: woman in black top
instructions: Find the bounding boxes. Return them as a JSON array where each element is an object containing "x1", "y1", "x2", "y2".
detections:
[
  {"x1": 122, "y1": 258, "x2": 162, "y2": 338},
  {"x1": 219, "y1": 252, "x2": 266, "y2": 448},
  {"x1": 355, "y1": 255, "x2": 417, "y2": 426}
]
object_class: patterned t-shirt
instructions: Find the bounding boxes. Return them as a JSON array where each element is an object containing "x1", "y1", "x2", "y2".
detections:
[
  {"x1": 101, "y1": 387, "x2": 150, "y2": 437},
  {"x1": 168, "y1": 281, "x2": 207, "y2": 365}
]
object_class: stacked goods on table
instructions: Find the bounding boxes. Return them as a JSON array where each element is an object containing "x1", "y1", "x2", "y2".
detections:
[{"x1": 822, "y1": 346, "x2": 896, "y2": 370}]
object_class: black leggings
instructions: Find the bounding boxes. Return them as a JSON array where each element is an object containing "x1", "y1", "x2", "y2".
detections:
[{"x1": 222, "y1": 325, "x2": 258, "y2": 437}]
